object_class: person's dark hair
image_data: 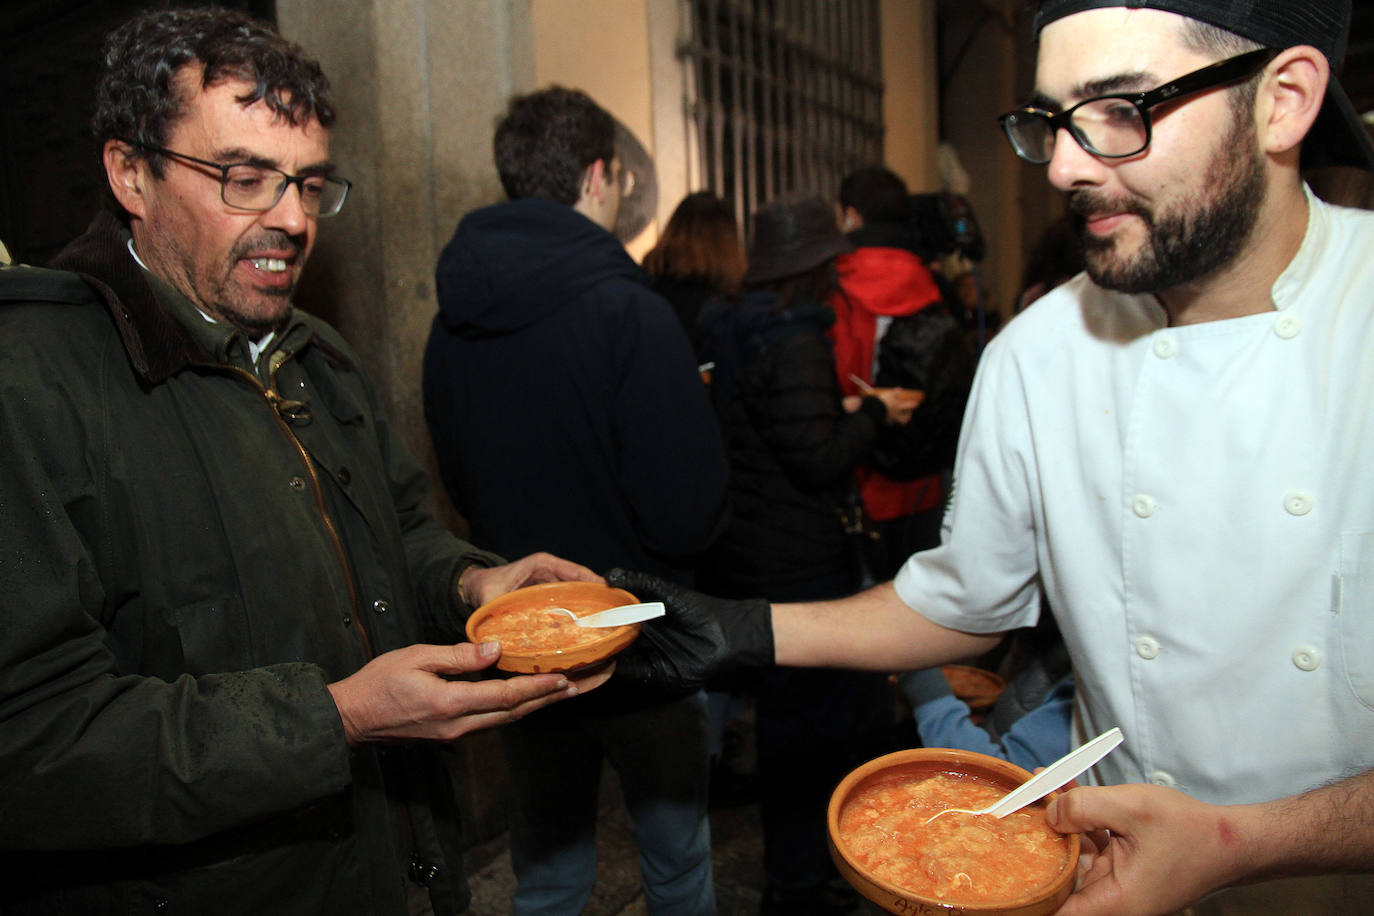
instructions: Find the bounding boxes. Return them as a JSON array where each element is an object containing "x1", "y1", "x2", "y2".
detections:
[
  {"x1": 493, "y1": 86, "x2": 616, "y2": 204},
  {"x1": 838, "y1": 166, "x2": 911, "y2": 225},
  {"x1": 748, "y1": 259, "x2": 841, "y2": 313},
  {"x1": 93, "y1": 7, "x2": 335, "y2": 180},
  {"x1": 1177, "y1": 18, "x2": 1265, "y2": 114},
  {"x1": 641, "y1": 192, "x2": 747, "y2": 291}
]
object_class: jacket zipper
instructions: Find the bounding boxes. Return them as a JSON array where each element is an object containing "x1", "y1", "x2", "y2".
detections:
[{"x1": 226, "y1": 364, "x2": 375, "y2": 660}]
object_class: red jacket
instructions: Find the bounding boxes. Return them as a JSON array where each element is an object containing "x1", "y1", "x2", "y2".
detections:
[{"x1": 829, "y1": 246, "x2": 944, "y2": 521}]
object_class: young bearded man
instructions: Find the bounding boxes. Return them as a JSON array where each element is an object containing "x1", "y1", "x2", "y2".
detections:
[{"x1": 610, "y1": 1, "x2": 1374, "y2": 913}]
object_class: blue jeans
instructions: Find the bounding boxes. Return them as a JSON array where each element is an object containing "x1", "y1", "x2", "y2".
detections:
[{"x1": 501, "y1": 690, "x2": 715, "y2": 915}]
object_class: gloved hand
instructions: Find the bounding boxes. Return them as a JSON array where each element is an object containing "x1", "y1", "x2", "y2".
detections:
[{"x1": 606, "y1": 568, "x2": 774, "y2": 694}]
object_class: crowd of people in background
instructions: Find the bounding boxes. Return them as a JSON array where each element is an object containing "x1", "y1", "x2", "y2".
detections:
[{"x1": 6, "y1": 2, "x2": 1373, "y2": 916}]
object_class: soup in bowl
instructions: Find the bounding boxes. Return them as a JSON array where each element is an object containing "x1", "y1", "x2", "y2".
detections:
[
  {"x1": 828, "y1": 748, "x2": 1078, "y2": 915},
  {"x1": 465, "y1": 581, "x2": 642, "y2": 674}
]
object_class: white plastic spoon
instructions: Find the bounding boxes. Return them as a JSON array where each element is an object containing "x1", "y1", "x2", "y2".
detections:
[
  {"x1": 925, "y1": 726, "x2": 1124, "y2": 824},
  {"x1": 547, "y1": 601, "x2": 666, "y2": 628}
]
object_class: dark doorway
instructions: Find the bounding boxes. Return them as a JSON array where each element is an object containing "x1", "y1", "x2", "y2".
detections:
[{"x1": 0, "y1": 0, "x2": 274, "y2": 266}]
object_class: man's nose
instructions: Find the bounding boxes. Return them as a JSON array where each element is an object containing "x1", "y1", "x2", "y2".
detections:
[
  {"x1": 1046, "y1": 127, "x2": 1110, "y2": 192},
  {"x1": 261, "y1": 180, "x2": 312, "y2": 235}
]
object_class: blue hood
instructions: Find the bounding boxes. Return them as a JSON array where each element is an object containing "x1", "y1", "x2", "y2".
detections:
[{"x1": 434, "y1": 198, "x2": 648, "y2": 337}]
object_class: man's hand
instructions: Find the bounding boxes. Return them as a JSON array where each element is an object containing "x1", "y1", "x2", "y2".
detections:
[
  {"x1": 1048, "y1": 783, "x2": 1247, "y2": 916},
  {"x1": 327, "y1": 641, "x2": 609, "y2": 745},
  {"x1": 461, "y1": 552, "x2": 601, "y2": 608},
  {"x1": 605, "y1": 568, "x2": 773, "y2": 693}
]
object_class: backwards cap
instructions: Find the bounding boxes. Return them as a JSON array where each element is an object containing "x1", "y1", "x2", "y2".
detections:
[{"x1": 1032, "y1": 0, "x2": 1374, "y2": 169}]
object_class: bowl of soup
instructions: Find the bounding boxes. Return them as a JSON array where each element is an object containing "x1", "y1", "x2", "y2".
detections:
[
  {"x1": 828, "y1": 748, "x2": 1078, "y2": 915},
  {"x1": 873, "y1": 386, "x2": 926, "y2": 408},
  {"x1": 466, "y1": 581, "x2": 643, "y2": 674},
  {"x1": 941, "y1": 665, "x2": 1006, "y2": 713}
]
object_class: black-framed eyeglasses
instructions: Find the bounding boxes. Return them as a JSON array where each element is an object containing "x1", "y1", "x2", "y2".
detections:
[
  {"x1": 128, "y1": 141, "x2": 352, "y2": 216},
  {"x1": 998, "y1": 47, "x2": 1280, "y2": 165}
]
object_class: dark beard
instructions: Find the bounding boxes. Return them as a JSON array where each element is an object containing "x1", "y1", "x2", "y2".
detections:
[{"x1": 1070, "y1": 115, "x2": 1266, "y2": 295}]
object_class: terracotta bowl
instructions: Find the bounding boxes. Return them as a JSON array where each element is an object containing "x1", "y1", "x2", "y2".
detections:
[
  {"x1": 873, "y1": 386, "x2": 926, "y2": 407},
  {"x1": 941, "y1": 665, "x2": 1007, "y2": 712},
  {"x1": 465, "y1": 581, "x2": 642, "y2": 674},
  {"x1": 828, "y1": 748, "x2": 1079, "y2": 916}
]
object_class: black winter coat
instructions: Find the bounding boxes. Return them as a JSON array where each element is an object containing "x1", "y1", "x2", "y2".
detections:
[
  {"x1": 697, "y1": 291, "x2": 885, "y2": 598},
  {"x1": 424, "y1": 199, "x2": 729, "y2": 585},
  {"x1": 0, "y1": 213, "x2": 500, "y2": 915},
  {"x1": 870, "y1": 306, "x2": 975, "y2": 480}
]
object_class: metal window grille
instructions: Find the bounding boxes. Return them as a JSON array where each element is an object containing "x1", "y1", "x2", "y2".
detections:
[{"x1": 680, "y1": 0, "x2": 884, "y2": 223}]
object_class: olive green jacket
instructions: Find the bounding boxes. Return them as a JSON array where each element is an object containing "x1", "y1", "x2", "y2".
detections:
[{"x1": 0, "y1": 212, "x2": 502, "y2": 915}]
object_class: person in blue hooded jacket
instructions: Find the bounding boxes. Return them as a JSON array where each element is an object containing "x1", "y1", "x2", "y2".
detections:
[{"x1": 422, "y1": 86, "x2": 729, "y2": 916}]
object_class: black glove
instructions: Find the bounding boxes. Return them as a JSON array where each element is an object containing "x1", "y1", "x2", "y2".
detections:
[{"x1": 606, "y1": 568, "x2": 774, "y2": 694}]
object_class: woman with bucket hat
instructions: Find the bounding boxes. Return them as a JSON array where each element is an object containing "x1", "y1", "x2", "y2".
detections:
[{"x1": 697, "y1": 192, "x2": 915, "y2": 915}]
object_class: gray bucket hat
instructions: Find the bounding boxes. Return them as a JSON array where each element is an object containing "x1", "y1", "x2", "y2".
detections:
[
  {"x1": 1032, "y1": 0, "x2": 1374, "y2": 170},
  {"x1": 744, "y1": 192, "x2": 855, "y2": 285}
]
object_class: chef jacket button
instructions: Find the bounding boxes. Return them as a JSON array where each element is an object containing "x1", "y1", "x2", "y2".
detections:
[
  {"x1": 373, "y1": 599, "x2": 391, "y2": 614},
  {"x1": 1132, "y1": 494, "x2": 1158, "y2": 518},
  {"x1": 1274, "y1": 313, "x2": 1302, "y2": 339},
  {"x1": 1135, "y1": 635, "x2": 1161, "y2": 660},
  {"x1": 1153, "y1": 336, "x2": 1177, "y2": 358},
  {"x1": 1148, "y1": 770, "x2": 1177, "y2": 788},
  {"x1": 288, "y1": 476, "x2": 306, "y2": 491},
  {"x1": 1292, "y1": 645, "x2": 1322, "y2": 671},
  {"x1": 1283, "y1": 490, "x2": 1313, "y2": 516}
]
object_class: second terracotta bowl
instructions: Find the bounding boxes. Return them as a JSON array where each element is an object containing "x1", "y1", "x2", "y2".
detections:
[{"x1": 828, "y1": 747, "x2": 1079, "y2": 916}]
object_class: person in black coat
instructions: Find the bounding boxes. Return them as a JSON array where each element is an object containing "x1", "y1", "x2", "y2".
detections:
[
  {"x1": 423, "y1": 87, "x2": 729, "y2": 916},
  {"x1": 697, "y1": 192, "x2": 913, "y2": 915}
]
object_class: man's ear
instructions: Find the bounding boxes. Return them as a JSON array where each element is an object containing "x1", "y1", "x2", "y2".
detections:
[
  {"x1": 1257, "y1": 45, "x2": 1328, "y2": 157},
  {"x1": 582, "y1": 158, "x2": 607, "y2": 204},
  {"x1": 103, "y1": 139, "x2": 149, "y2": 219},
  {"x1": 838, "y1": 204, "x2": 862, "y2": 233}
]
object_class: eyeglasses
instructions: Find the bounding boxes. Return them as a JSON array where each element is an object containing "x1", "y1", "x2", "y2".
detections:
[
  {"x1": 129, "y1": 142, "x2": 352, "y2": 216},
  {"x1": 998, "y1": 47, "x2": 1279, "y2": 165}
]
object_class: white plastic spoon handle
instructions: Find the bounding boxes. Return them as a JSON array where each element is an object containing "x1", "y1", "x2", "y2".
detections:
[
  {"x1": 567, "y1": 601, "x2": 666, "y2": 628},
  {"x1": 986, "y1": 727, "x2": 1124, "y2": 818}
]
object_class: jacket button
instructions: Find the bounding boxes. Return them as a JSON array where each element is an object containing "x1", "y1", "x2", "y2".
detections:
[
  {"x1": 1283, "y1": 490, "x2": 1313, "y2": 516},
  {"x1": 1292, "y1": 645, "x2": 1321, "y2": 671},
  {"x1": 1148, "y1": 770, "x2": 1177, "y2": 788},
  {"x1": 373, "y1": 599, "x2": 390, "y2": 614},
  {"x1": 1274, "y1": 313, "x2": 1302, "y2": 339},
  {"x1": 289, "y1": 476, "x2": 306, "y2": 491},
  {"x1": 1132, "y1": 494, "x2": 1158, "y2": 518},
  {"x1": 342, "y1": 614, "x2": 352, "y2": 627},
  {"x1": 1152, "y1": 335, "x2": 1177, "y2": 359},
  {"x1": 1135, "y1": 635, "x2": 1161, "y2": 660}
]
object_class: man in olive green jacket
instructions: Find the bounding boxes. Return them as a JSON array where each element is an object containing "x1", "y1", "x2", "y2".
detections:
[{"x1": 0, "y1": 9, "x2": 601, "y2": 914}]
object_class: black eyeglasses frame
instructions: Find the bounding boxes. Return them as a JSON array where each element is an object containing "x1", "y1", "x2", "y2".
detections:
[
  {"x1": 998, "y1": 46, "x2": 1281, "y2": 165},
  {"x1": 124, "y1": 141, "x2": 352, "y2": 217}
]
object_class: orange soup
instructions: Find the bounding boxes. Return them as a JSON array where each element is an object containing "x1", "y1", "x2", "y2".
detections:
[
  {"x1": 838, "y1": 770, "x2": 1070, "y2": 906},
  {"x1": 473, "y1": 595, "x2": 628, "y2": 653}
]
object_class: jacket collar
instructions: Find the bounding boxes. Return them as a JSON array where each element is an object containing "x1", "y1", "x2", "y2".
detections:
[{"x1": 48, "y1": 210, "x2": 352, "y2": 383}]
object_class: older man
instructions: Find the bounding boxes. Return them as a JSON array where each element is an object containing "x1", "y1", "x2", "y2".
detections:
[
  {"x1": 613, "y1": 1, "x2": 1374, "y2": 913},
  {"x1": 0, "y1": 9, "x2": 601, "y2": 914}
]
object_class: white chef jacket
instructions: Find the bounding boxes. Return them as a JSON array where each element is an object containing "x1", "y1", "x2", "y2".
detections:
[{"x1": 895, "y1": 188, "x2": 1374, "y2": 806}]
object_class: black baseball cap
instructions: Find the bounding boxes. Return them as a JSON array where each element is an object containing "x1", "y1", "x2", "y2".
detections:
[{"x1": 1032, "y1": 0, "x2": 1374, "y2": 170}]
